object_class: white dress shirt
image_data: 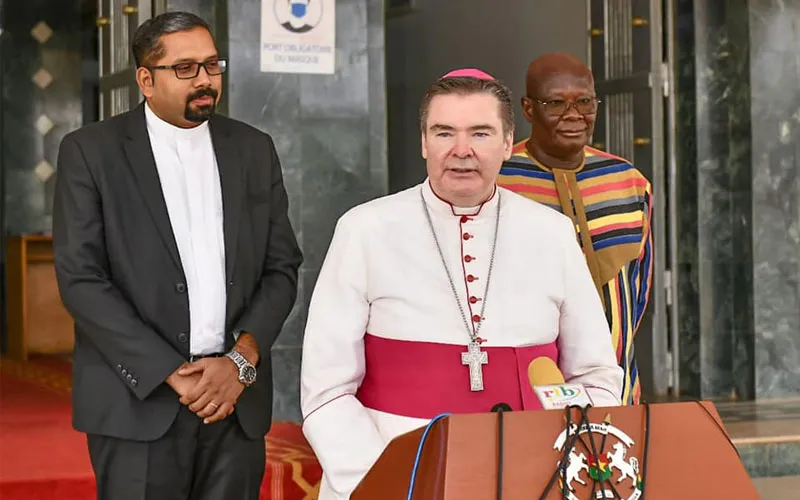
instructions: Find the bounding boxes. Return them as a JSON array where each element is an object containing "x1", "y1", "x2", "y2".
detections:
[{"x1": 145, "y1": 103, "x2": 227, "y2": 356}]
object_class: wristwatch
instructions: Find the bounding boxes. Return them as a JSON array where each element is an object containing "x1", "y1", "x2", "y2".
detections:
[{"x1": 226, "y1": 350, "x2": 257, "y2": 387}]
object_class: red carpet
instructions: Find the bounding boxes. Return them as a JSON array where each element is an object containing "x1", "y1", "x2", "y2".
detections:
[{"x1": 0, "y1": 357, "x2": 322, "y2": 499}]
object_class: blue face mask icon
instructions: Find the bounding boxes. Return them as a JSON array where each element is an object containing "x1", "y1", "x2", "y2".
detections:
[{"x1": 291, "y1": 2, "x2": 307, "y2": 17}]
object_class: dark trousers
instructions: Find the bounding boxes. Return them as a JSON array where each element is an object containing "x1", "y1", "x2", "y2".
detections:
[{"x1": 87, "y1": 406, "x2": 266, "y2": 500}]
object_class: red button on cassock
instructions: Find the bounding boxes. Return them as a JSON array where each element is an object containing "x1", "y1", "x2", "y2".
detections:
[
  {"x1": 469, "y1": 296, "x2": 478, "y2": 304},
  {"x1": 460, "y1": 215, "x2": 470, "y2": 224},
  {"x1": 467, "y1": 275, "x2": 475, "y2": 282},
  {"x1": 472, "y1": 314, "x2": 481, "y2": 322},
  {"x1": 463, "y1": 233, "x2": 471, "y2": 240},
  {"x1": 464, "y1": 255, "x2": 473, "y2": 263}
]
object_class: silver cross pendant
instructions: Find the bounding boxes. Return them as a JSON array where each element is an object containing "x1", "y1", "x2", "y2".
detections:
[{"x1": 461, "y1": 341, "x2": 488, "y2": 391}]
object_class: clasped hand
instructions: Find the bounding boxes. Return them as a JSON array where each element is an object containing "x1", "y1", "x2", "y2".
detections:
[{"x1": 169, "y1": 358, "x2": 243, "y2": 424}]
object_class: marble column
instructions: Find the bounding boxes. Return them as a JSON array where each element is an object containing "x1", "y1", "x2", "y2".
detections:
[
  {"x1": 674, "y1": 0, "x2": 701, "y2": 398},
  {"x1": 225, "y1": 0, "x2": 388, "y2": 421},
  {"x1": 749, "y1": 0, "x2": 800, "y2": 398},
  {"x1": 676, "y1": 0, "x2": 755, "y2": 400},
  {"x1": 170, "y1": 0, "x2": 387, "y2": 420},
  {"x1": 676, "y1": 0, "x2": 800, "y2": 401}
]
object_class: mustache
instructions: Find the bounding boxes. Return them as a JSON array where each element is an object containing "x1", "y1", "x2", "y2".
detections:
[{"x1": 186, "y1": 88, "x2": 218, "y2": 104}]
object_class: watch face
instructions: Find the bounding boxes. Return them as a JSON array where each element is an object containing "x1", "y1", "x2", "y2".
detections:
[{"x1": 241, "y1": 365, "x2": 257, "y2": 384}]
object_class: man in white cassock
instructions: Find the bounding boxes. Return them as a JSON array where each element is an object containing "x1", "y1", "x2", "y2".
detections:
[{"x1": 300, "y1": 68, "x2": 624, "y2": 500}]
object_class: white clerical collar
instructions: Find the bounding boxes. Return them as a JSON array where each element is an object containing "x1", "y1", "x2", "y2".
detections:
[
  {"x1": 421, "y1": 178, "x2": 499, "y2": 219},
  {"x1": 144, "y1": 101, "x2": 209, "y2": 144}
]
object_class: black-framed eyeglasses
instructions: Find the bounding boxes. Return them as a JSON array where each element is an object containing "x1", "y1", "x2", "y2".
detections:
[
  {"x1": 534, "y1": 97, "x2": 601, "y2": 116},
  {"x1": 148, "y1": 59, "x2": 228, "y2": 80}
]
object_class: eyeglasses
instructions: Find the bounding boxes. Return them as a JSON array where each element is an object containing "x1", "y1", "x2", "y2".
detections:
[
  {"x1": 148, "y1": 59, "x2": 228, "y2": 80},
  {"x1": 534, "y1": 97, "x2": 601, "y2": 116}
]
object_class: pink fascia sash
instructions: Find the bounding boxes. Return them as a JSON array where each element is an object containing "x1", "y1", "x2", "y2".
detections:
[{"x1": 356, "y1": 333, "x2": 559, "y2": 419}]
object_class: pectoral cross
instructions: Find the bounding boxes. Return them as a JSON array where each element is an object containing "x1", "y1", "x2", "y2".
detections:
[{"x1": 461, "y1": 341, "x2": 488, "y2": 391}]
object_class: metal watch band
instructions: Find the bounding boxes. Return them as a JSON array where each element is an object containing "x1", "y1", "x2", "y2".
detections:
[{"x1": 226, "y1": 350, "x2": 247, "y2": 369}]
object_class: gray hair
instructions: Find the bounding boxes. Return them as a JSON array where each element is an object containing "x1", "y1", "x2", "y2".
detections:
[
  {"x1": 419, "y1": 76, "x2": 515, "y2": 135},
  {"x1": 131, "y1": 11, "x2": 213, "y2": 67}
]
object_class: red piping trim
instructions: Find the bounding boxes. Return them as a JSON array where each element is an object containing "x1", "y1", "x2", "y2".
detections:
[{"x1": 302, "y1": 392, "x2": 354, "y2": 425}]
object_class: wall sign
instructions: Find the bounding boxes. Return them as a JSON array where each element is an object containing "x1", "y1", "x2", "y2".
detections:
[{"x1": 260, "y1": 0, "x2": 336, "y2": 75}]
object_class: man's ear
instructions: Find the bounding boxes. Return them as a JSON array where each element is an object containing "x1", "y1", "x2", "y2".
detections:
[
  {"x1": 421, "y1": 130, "x2": 428, "y2": 160},
  {"x1": 521, "y1": 97, "x2": 535, "y2": 124},
  {"x1": 503, "y1": 130, "x2": 514, "y2": 161},
  {"x1": 136, "y1": 67, "x2": 154, "y2": 98}
]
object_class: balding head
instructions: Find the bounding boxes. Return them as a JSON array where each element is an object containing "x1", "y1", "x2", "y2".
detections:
[
  {"x1": 519, "y1": 53, "x2": 599, "y2": 167},
  {"x1": 525, "y1": 52, "x2": 593, "y2": 97}
]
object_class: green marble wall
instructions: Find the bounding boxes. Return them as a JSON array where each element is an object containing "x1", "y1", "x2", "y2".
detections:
[{"x1": 676, "y1": 0, "x2": 800, "y2": 401}]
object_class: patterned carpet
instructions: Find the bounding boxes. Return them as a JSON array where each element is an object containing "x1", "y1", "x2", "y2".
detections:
[{"x1": 0, "y1": 356, "x2": 322, "y2": 499}]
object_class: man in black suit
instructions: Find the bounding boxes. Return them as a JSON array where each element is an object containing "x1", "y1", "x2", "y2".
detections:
[{"x1": 52, "y1": 11, "x2": 303, "y2": 500}]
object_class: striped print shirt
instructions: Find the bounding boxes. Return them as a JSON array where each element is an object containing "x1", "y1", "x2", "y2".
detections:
[{"x1": 497, "y1": 140, "x2": 653, "y2": 405}]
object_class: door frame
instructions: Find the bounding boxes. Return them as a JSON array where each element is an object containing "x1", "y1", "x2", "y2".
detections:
[{"x1": 97, "y1": 0, "x2": 155, "y2": 119}]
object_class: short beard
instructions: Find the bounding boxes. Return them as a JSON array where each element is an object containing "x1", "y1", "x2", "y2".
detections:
[{"x1": 184, "y1": 88, "x2": 218, "y2": 123}]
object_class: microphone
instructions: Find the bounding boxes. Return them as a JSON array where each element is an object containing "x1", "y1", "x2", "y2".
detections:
[
  {"x1": 490, "y1": 404, "x2": 511, "y2": 500},
  {"x1": 527, "y1": 357, "x2": 593, "y2": 410},
  {"x1": 491, "y1": 402, "x2": 512, "y2": 413}
]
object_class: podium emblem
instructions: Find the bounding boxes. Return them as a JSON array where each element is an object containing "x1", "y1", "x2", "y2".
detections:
[{"x1": 552, "y1": 420, "x2": 643, "y2": 500}]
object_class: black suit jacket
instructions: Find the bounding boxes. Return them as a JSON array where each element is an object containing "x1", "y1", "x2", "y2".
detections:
[{"x1": 52, "y1": 103, "x2": 303, "y2": 441}]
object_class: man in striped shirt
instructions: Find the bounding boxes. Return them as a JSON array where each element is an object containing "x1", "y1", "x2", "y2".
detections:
[{"x1": 497, "y1": 53, "x2": 653, "y2": 405}]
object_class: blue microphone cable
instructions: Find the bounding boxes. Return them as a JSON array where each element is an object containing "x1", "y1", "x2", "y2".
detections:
[{"x1": 406, "y1": 412, "x2": 451, "y2": 500}]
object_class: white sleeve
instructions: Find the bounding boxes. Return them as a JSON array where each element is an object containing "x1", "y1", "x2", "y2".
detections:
[
  {"x1": 300, "y1": 212, "x2": 386, "y2": 499},
  {"x1": 555, "y1": 218, "x2": 624, "y2": 407}
]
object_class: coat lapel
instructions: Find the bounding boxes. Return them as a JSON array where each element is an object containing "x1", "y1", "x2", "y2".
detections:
[
  {"x1": 209, "y1": 116, "x2": 242, "y2": 282},
  {"x1": 123, "y1": 104, "x2": 183, "y2": 272}
]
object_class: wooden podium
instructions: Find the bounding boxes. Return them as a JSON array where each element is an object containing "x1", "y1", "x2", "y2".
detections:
[{"x1": 352, "y1": 401, "x2": 759, "y2": 499}]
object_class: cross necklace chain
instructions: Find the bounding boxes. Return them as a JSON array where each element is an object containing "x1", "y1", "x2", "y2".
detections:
[{"x1": 420, "y1": 188, "x2": 501, "y2": 392}]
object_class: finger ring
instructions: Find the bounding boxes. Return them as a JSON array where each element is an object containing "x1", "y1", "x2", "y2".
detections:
[{"x1": 209, "y1": 402, "x2": 219, "y2": 409}]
